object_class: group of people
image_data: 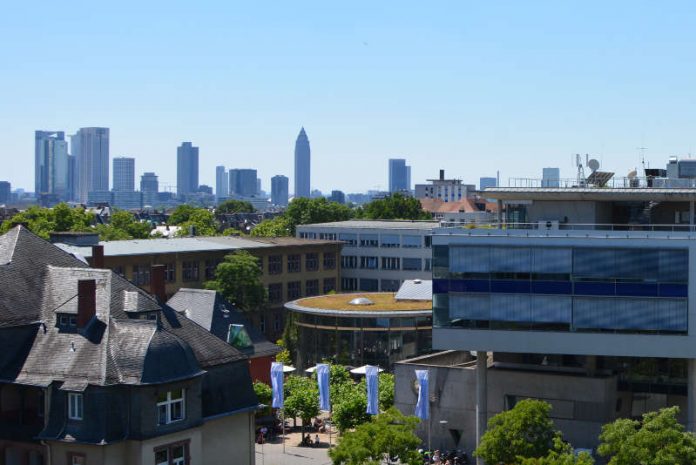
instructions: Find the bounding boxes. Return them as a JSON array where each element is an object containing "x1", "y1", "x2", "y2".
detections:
[
  {"x1": 419, "y1": 449, "x2": 469, "y2": 465},
  {"x1": 302, "y1": 433, "x2": 321, "y2": 447}
]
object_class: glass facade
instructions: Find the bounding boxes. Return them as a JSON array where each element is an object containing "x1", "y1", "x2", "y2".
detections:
[
  {"x1": 294, "y1": 311, "x2": 432, "y2": 369},
  {"x1": 433, "y1": 245, "x2": 689, "y2": 334}
]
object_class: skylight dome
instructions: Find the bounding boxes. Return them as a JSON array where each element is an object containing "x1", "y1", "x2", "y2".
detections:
[{"x1": 349, "y1": 297, "x2": 374, "y2": 306}]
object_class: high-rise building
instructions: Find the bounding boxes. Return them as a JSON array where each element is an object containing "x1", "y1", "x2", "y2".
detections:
[
  {"x1": 229, "y1": 169, "x2": 257, "y2": 197},
  {"x1": 294, "y1": 127, "x2": 311, "y2": 198},
  {"x1": 389, "y1": 158, "x2": 411, "y2": 193},
  {"x1": 542, "y1": 167, "x2": 560, "y2": 188},
  {"x1": 215, "y1": 166, "x2": 228, "y2": 200},
  {"x1": 140, "y1": 172, "x2": 159, "y2": 207},
  {"x1": 480, "y1": 177, "x2": 497, "y2": 190},
  {"x1": 271, "y1": 175, "x2": 289, "y2": 206},
  {"x1": 67, "y1": 155, "x2": 76, "y2": 202},
  {"x1": 35, "y1": 131, "x2": 69, "y2": 200},
  {"x1": 113, "y1": 157, "x2": 135, "y2": 192},
  {"x1": 72, "y1": 127, "x2": 110, "y2": 203},
  {"x1": 0, "y1": 181, "x2": 10, "y2": 204},
  {"x1": 329, "y1": 190, "x2": 346, "y2": 204},
  {"x1": 177, "y1": 142, "x2": 199, "y2": 198}
]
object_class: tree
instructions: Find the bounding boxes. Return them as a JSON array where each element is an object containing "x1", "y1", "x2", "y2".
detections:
[
  {"x1": 358, "y1": 193, "x2": 431, "y2": 220},
  {"x1": 378, "y1": 373, "x2": 395, "y2": 410},
  {"x1": 283, "y1": 375, "x2": 319, "y2": 433},
  {"x1": 216, "y1": 199, "x2": 255, "y2": 216},
  {"x1": 332, "y1": 381, "x2": 369, "y2": 433},
  {"x1": 1, "y1": 204, "x2": 93, "y2": 239},
  {"x1": 521, "y1": 438, "x2": 594, "y2": 465},
  {"x1": 284, "y1": 197, "x2": 354, "y2": 234},
  {"x1": 251, "y1": 216, "x2": 292, "y2": 237},
  {"x1": 168, "y1": 204, "x2": 198, "y2": 225},
  {"x1": 253, "y1": 381, "x2": 273, "y2": 416},
  {"x1": 205, "y1": 251, "x2": 267, "y2": 312},
  {"x1": 475, "y1": 399, "x2": 564, "y2": 465},
  {"x1": 275, "y1": 339, "x2": 292, "y2": 365},
  {"x1": 175, "y1": 209, "x2": 218, "y2": 236},
  {"x1": 598, "y1": 406, "x2": 696, "y2": 465},
  {"x1": 329, "y1": 407, "x2": 422, "y2": 465},
  {"x1": 107, "y1": 210, "x2": 151, "y2": 239}
]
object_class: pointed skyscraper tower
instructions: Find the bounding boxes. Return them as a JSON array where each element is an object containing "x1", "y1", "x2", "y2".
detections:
[{"x1": 294, "y1": 127, "x2": 311, "y2": 198}]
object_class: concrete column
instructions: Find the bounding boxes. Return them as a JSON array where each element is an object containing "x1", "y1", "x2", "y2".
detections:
[
  {"x1": 476, "y1": 351, "x2": 488, "y2": 465},
  {"x1": 689, "y1": 359, "x2": 696, "y2": 432}
]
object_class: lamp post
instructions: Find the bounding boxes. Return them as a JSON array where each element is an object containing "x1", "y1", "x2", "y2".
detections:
[{"x1": 439, "y1": 420, "x2": 449, "y2": 451}]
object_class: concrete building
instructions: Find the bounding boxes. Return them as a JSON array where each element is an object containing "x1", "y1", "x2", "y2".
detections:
[
  {"x1": 215, "y1": 165, "x2": 228, "y2": 200},
  {"x1": 297, "y1": 220, "x2": 436, "y2": 292},
  {"x1": 35, "y1": 130, "x2": 69, "y2": 204},
  {"x1": 294, "y1": 127, "x2": 311, "y2": 198},
  {"x1": 271, "y1": 175, "x2": 289, "y2": 207},
  {"x1": 140, "y1": 172, "x2": 159, "y2": 207},
  {"x1": 389, "y1": 158, "x2": 411, "y2": 193},
  {"x1": 72, "y1": 127, "x2": 110, "y2": 203},
  {"x1": 0, "y1": 181, "x2": 10, "y2": 204},
  {"x1": 112, "y1": 157, "x2": 135, "y2": 192},
  {"x1": 229, "y1": 169, "x2": 258, "y2": 197},
  {"x1": 176, "y1": 142, "x2": 199, "y2": 198},
  {"x1": 415, "y1": 169, "x2": 475, "y2": 203}
]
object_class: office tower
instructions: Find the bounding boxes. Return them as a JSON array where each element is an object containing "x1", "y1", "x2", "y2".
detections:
[
  {"x1": 113, "y1": 157, "x2": 135, "y2": 192},
  {"x1": 542, "y1": 167, "x2": 560, "y2": 188},
  {"x1": 215, "y1": 166, "x2": 228, "y2": 200},
  {"x1": 389, "y1": 158, "x2": 410, "y2": 193},
  {"x1": 294, "y1": 127, "x2": 311, "y2": 198},
  {"x1": 140, "y1": 172, "x2": 159, "y2": 206},
  {"x1": 271, "y1": 175, "x2": 289, "y2": 206},
  {"x1": 72, "y1": 127, "x2": 110, "y2": 203},
  {"x1": 229, "y1": 169, "x2": 257, "y2": 197},
  {"x1": 329, "y1": 190, "x2": 346, "y2": 204},
  {"x1": 0, "y1": 182, "x2": 10, "y2": 204},
  {"x1": 176, "y1": 142, "x2": 199, "y2": 198},
  {"x1": 256, "y1": 178, "x2": 262, "y2": 196},
  {"x1": 35, "y1": 131, "x2": 69, "y2": 200},
  {"x1": 67, "y1": 155, "x2": 76, "y2": 201},
  {"x1": 480, "y1": 177, "x2": 497, "y2": 190}
]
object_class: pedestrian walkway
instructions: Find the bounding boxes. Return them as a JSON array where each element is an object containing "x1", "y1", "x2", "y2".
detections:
[{"x1": 255, "y1": 430, "x2": 333, "y2": 465}]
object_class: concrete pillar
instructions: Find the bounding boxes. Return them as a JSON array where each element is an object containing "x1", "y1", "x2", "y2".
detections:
[
  {"x1": 476, "y1": 351, "x2": 488, "y2": 465},
  {"x1": 689, "y1": 359, "x2": 696, "y2": 432}
]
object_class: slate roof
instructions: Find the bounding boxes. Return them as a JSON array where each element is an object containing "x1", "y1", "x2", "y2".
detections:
[
  {"x1": 394, "y1": 279, "x2": 433, "y2": 301},
  {"x1": 167, "y1": 289, "x2": 280, "y2": 359}
]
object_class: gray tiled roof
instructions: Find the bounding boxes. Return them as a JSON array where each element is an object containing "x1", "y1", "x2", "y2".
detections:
[{"x1": 395, "y1": 279, "x2": 433, "y2": 301}]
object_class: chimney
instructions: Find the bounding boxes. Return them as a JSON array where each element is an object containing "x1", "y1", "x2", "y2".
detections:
[
  {"x1": 150, "y1": 264, "x2": 167, "y2": 302},
  {"x1": 77, "y1": 280, "x2": 97, "y2": 328},
  {"x1": 439, "y1": 169, "x2": 445, "y2": 181},
  {"x1": 92, "y1": 245, "x2": 105, "y2": 269}
]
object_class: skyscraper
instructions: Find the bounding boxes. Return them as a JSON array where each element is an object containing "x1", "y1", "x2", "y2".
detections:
[
  {"x1": 271, "y1": 175, "x2": 289, "y2": 206},
  {"x1": 72, "y1": 127, "x2": 110, "y2": 203},
  {"x1": 177, "y1": 142, "x2": 199, "y2": 198},
  {"x1": 35, "y1": 131, "x2": 69, "y2": 200},
  {"x1": 294, "y1": 127, "x2": 310, "y2": 198},
  {"x1": 216, "y1": 166, "x2": 228, "y2": 200},
  {"x1": 388, "y1": 158, "x2": 410, "y2": 193},
  {"x1": 113, "y1": 157, "x2": 135, "y2": 192},
  {"x1": 229, "y1": 169, "x2": 257, "y2": 197},
  {"x1": 0, "y1": 181, "x2": 10, "y2": 204},
  {"x1": 140, "y1": 172, "x2": 159, "y2": 207}
]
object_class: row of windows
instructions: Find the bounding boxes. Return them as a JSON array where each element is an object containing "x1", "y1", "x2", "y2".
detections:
[
  {"x1": 268, "y1": 278, "x2": 337, "y2": 303},
  {"x1": 299, "y1": 232, "x2": 432, "y2": 249},
  {"x1": 341, "y1": 256, "x2": 432, "y2": 272},
  {"x1": 341, "y1": 277, "x2": 406, "y2": 292},
  {"x1": 268, "y1": 252, "x2": 336, "y2": 275}
]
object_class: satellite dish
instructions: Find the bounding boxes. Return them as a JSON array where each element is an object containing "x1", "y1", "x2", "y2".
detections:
[
  {"x1": 627, "y1": 169, "x2": 637, "y2": 179},
  {"x1": 588, "y1": 159, "x2": 600, "y2": 172}
]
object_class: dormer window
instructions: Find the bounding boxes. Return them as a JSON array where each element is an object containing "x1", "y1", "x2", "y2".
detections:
[
  {"x1": 68, "y1": 392, "x2": 83, "y2": 420},
  {"x1": 58, "y1": 314, "x2": 77, "y2": 330},
  {"x1": 157, "y1": 389, "x2": 185, "y2": 425}
]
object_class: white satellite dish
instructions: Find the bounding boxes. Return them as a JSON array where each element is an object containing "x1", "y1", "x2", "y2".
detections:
[{"x1": 588, "y1": 159, "x2": 600, "y2": 173}]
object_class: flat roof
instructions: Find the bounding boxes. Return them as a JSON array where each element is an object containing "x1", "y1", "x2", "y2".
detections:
[
  {"x1": 483, "y1": 187, "x2": 696, "y2": 202},
  {"x1": 55, "y1": 235, "x2": 341, "y2": 258},
  {"x1": 286, "y1": 293, "x2": 431, "y2": 317},
  {"x1": 297, "y1": 220, "x2": 437, "y2": 230}
]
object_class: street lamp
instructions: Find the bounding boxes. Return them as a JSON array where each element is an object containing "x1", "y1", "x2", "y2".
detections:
[{"x1": 439, "y1": 420, "x2": 449, "y2": 451}]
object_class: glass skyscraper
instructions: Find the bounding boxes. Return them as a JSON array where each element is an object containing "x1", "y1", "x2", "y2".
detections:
[
  {"x1": 71, "y1": 127, "x2": 109, "y2": 203},
  {"x1": 176, "y1": 142, "x2": 199, "y2": 198},
  {"x1": 271, "y1": 175, "x2": 289, "y2": 206},
  {"x1": 34, "y1": 130, "x2": 69, "y2": 201}
]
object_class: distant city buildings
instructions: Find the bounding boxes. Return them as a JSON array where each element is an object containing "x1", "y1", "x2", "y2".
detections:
[
  {"x1": 479, "y1": 176, "x2": 497, "y2": 190},
  {"x1": 112, "y1": 157, "x2": 135, "y2": 192},
  {"x1": 176, "y1": 142, "x2": 199, "y2": 198},
  {"x1": 329, "y1": 190, "x2": 346, "y2": 204},
  {"x1": 294, "y1": 127, "x2": 311, "y2": 198},
  {"x1": 72, "y1": 127, "x2": 110, "y2": 203},
  {"x1": 542, "y1": 167, "x2": 560, "y2": 187},
  {"x1": 415, "y1": 169, "x2": 474, "y2": 202},
  {"x1": 0, "y1": 181, "x2": 10, "y2": 204},
  {"x1": 388, "y1": 158, "x2": 411, "y2": 193},
  {"x1": 229, "y1": 169, "x2": 257, "y2": 197},
  {"x1": 271, "y1": 175, "x2": 289, "y2": 206},
  {"x1": 34, "y1": 131, "x2": 69, "y2": 204},
  {"x1": 215, "y1": 165, "x2": 228, "y2": 200},
  {"x1": 140, "y1": 172, "x2": 159, "y2": 207}
]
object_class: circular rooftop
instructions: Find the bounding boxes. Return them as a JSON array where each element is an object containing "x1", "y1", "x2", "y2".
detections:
[
  {"x1": 286, "y1": 293, "x2": 431, "y2": 316},
  {"x1": 349, "y1": 297, "x2": 374, "y2": 306}
]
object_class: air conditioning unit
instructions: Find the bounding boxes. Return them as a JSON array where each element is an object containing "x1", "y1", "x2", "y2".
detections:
[{"x1": 538, "y1": 220, "x2": 559, "y2": 230}]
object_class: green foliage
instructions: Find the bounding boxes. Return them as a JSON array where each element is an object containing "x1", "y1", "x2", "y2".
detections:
[
  {"x1": 475, "y1": 399, "x2": 564, "y2": 465},
  {"x1": 250, "y1": 216, "x2": 292, "y2": 237},
  {"x1": 205, "y1": 251, "x2": 267, "y2": 312},
  {"x1": 598, "y1": 406, "x2": 696, "y2": 465},
  {"x1": 329, "y1": 407, "x2": 422, "y2": 465},
  {"x1": 1, "y1": 204, "x2": 93, "y2": 239},
  {"x1": 107, "y1": 210, "x2": 151, "y2": 239},
  {"x1": 332, "y1": 381, "x2": 370, "y2": 433},
  {"x1": 253, "y1": 381, "x2": 272, "y2": 406},
  {"x1": 168, "y1": 204, "x2": 198, "y2": 225},
  {"x1": 216, "y1": 199, "x2": 255, "y2": 215},
  {"x1": 283, "y1": 375, "x2": 319, "y2": 428},
  {"x1": 284, "y1": 197, "x2": 354, "y2": 234},
  {"x1": 280, "y1": 312, "x2": 299, "y2": 363},
  {"x1": 378, "y1": 373, "x2": 395, "y2": 410},
  {"x1": 222, "y1": 227, "x2": 244, "y2": 236},
  {"x1": 175, "y1": 209, "x2": 217, "y2": 236},
  {"x1": 275, "y1": 339, "x2": 292, "y2": 364},
  {"x1": 357, "y1": 193, "x2": 430, "y2": 220},
  {"x1": 520, "y1": 438, "x2": 594, "y2": 465}
]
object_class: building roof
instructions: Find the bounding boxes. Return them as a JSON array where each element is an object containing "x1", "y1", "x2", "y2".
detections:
[
  {"x1": 167, "y1": 289, "x2": 280, "y2": 358},
  {"x1": 395, "y1": 279, "x2": 433, "y2": 301},
  {"x1": 420, "y1": 198, "x2": 478, "y2": 213},
  {"x1": 482, "y1": 187, "x2": 696, "y2": 202},
  {"x1": 286, "y1": 292, "x2": 431, "y2": 317},
  {"x1": 297, "y1": 220, "x2": 437, "y2": 231}
]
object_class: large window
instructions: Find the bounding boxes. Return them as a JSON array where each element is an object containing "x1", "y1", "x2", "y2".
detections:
[
  {"x1": 268, "y1": 255, "x2": 282, "y2": 274},
  {"x1": 268, "y1": 283, "x2": 283, "y2": 304},
  {"x1": 359, "y1": 234, "x2": 378, "y2": 248},
  {"x1": 132, "y1": 264, "x2": 150, "y2": 286},
  {"x1": 155, "y1": 441, "x2": 189, "y2": 465},
  {"x1": 339, "y1": 233, "x2": 357, "y2": 247},
  {"x1": 342, "y1": 278, "x2": 357, "y2": 291},
  {"x1": 402, "y1": 235, "x2": 422, "y2": 248},
  {"x1": 342, "y1": 256, "x2": 357, "y2": 269},
  {"x1": 157, "y1": 389, "x2": 185, "y2": 425},
  {"x1": 306, "y1": 279, "x2": 319, "y2": 296},
  {"x1": 360, "y1": 279, "x2": 379, "y2": 292},
  {"x1": 323, "y1": 252, "x2": 337, "y2": 270},
  {"x1": 288, "y1": 281, "x2": 302, "y2": 300},
  {"x1": 402, "y1": 258, "x2": 422, "y2": 271},
  {"x1": 360, "y1": 256, "x2": 378, "y2": 269},
  {"x1": 380, "y1": 234, "x2": 400, "y2": 248},
  {"x1": 305, "y1": 253, "x2": 319, "y2": 272},
  {"x1": 204, "y1": 259, "x2": 220, "y2": 280},
  {"x1": 68, "y1": 392, "x2": 83, "y2": 420},
  {"x1": 324, "y1": 278, "x2": 337, "y2": 294},
  {"x1": 288, "y1": 254, "x2": 301, "y2": 273},
  {"x1": 182, "y1": 261, "x2": 199, "y2": 282},
  {"x1": 381, "y1": 257, "x2": 400, "y2": 270},
  {"x1": 164, "y1": 263, "x2": 176, "y2": 282}
]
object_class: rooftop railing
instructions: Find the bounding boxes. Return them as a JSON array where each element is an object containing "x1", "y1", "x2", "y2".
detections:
[
  {"x1": 506, "y1": 177, "x2": 696, "y2": 189},
  {"x1": 441, "y1": 222, "x2": 696, "y2": 233}
]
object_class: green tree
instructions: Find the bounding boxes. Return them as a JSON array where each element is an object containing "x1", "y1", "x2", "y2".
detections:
[
  {"x1": 175, "y1": 209, "x2": 218, "y2": 236},
  {"x1": 329, "y1": 407, "x2": 422, "y2": 465},
  {"x1": 283, "y1": 375, "x2": 319, "y2": 434},
  {"x1": 358, "y1": 193, "x2": 431, "y2": 220},
  {"x1": 475, "y1": 399, "x2": 564, "y2": 465},
  {"x1": 253, "y1": 381, "x2": 273, "y2": 416},
  {"x1": 1, "y1": 204, "x2": 93, "y2": 239},
  {"x1": 275, "y1": 339, "x2": 292, "y2": 365},
  {"x1": 205, "y1": 251, "x2": 267, "y2": 312},
  {"x1": 284, "y1": 197, "x2": 354, "y2": 234},
  {"x1": 378, "y1": 373, "x2": 395, "y2": 410},
  {"x1": 168, "y1": 204, "x2": 199, "y2": 225},
  {"x1": 521, "y1": 437, "x2": 594, "y2": 465},
  {"x1": 598, "y1": 406, "x2": 696, "y2": 465},
  {"x1": 216, "y1": 199, "x2": 255, "y2": 216},
  {"x1": 332, "y1": 381, "x2": 369, "y2": 433},
  {"x1": 251, "y1": 216, "x2": 292, "y2": 237},
  {"x1": 108, "y1": 210, "x2": 151, "y2": 239}
]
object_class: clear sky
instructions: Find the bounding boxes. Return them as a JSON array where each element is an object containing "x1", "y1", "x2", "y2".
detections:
[{"x1": 3, "y1": 1, "x2": 696, "y2": 193}]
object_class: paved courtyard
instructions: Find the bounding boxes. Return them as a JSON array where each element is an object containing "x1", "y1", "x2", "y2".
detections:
[{"x1": 255, "y1": 429, "x2": 334, "y2": 465}]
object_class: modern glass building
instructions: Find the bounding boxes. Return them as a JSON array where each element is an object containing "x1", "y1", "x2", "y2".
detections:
[{"x1": 294, "y1": 127, "x2": 311, "y2": 198}]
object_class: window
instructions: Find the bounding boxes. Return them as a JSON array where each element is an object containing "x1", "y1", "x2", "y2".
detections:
[
  {"x1": 381, "y1": 257, "x2": 400, "y2": 270},
  {"x1": 338, "y1": 233, "x2": 357, "y2": 246},
  {"x1": 342, "y1": 278, "x2": 357, "y2": 291},
  {"x1": 274, "y1": 313, "x2": 282, "y2": 332},
  {"x1": 268, "y1": 283, "x2": 283, "y2": 304},
  {"x1": 380, "y1": 234, "x2": 400, "y2": 248},
  {"x1": 341, "y1": 255, "x2": 357, "y2": 269},
  {"x1": 288, "y1": 254, "x2": 301, "y2": 273},
  {"x1": 359, "y1": 234, "x2": 379, "y2": 248},
  {"x1": 305, "y1": 253, "x2": 319, "y2": 271},
  {"x1": 155, "y1": 441, "x2": 190, "y2": 465},
  {"x1": 424, "y1": 236, "x2": 432, "y2": 248},
  {"x1": 164, "y1": 263, "x2": 176, "y2": 282},
  {"x1": 306, "y1": 279, "x2": 319, "y2": 296},
  {"x1": 68, "y1": 453, "x2": 86, "y2": 465},
  {"x1": 204, "y1": 260, "x2": 219, "y2": 280},
  {"x1": 323, "y1": 278, "x2": 337, "y2": 294},
  {"x1": 268, "y1": 255, "x2": 282, "y2": 275},
  {"x1": 157, "y1": 389, "x2": 185, "y2": 425},
  {"x1": 402, "y1": 258, "x2": 422, "y2": 271},
  {"x1": 68, "y1": 392, "x2": 83, "y2": 420},
  {"x1": 58, "y1": 314, "x2": 77, "y2": 330},
  {"x1": 424, "y1": 258, "x2": 432, "y2": 271},
  {"x1": 402, "y1": 235, "x2": 421, "y2": 248},
  {"x1": 287, "y1": 281, "x2": 302, "y2": 300},
  {"x1": 299, "y1": 232, "x2": 316, "y2": 239},
  {"x1": 323, "y1": 252, "x2": 336, "y2": 270},
  {"x1": 132, "y1": 264, "x2": 150, "y2": 286},
  {"x1": 359, "y1": 278, "x2": 379, "y2": 292},
  {"x1": 319, "y1": 232, "x2": 337, "y2": 240},
  {"x1": 182, "y1": 261, "x2": 199, "y2": 282},
  {"x1": 360, "y1": 256, "x2": 378, "y2": 269},
  {"x1": 112, "y1": 265, "x2": 125, "y2": 277}
]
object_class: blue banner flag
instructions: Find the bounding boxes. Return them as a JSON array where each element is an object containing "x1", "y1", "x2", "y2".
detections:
[
  {"x1": 271, "y1": 362, "x2": 284, "y2": 408},
  {"x1": 317, "y1": 364, "x2": 331, "y2": 411},
  {"x1": 415, "y1": 369, "x2": 429, "y2": 420},
  {"x1": 366, "y1": 365, "x2": 379, "y2": 415}
]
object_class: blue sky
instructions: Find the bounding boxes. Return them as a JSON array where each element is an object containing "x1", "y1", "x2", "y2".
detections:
[{"x1": 3, "y1": 1, "x2": 696, "y2": 193}]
